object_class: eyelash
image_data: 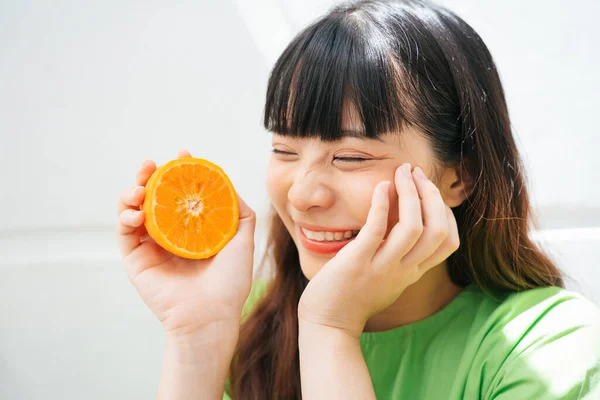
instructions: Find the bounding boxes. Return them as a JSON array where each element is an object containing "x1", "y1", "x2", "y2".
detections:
[{"x1": 271, "y1": 149, "x2": 368, "y2": 163}]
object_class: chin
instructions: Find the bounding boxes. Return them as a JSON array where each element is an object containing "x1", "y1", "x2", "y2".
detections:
[{"x1": 297, "y1": 249, "x2": 334, "y2": 281}]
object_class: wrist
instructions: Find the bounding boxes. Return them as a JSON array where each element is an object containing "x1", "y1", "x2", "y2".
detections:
[
  {"x1": 159, "y1": 323, "x2": 238, "y2": 400},
  {"x1": 298, "y1": 318, "x2": 363, "y2": 343},
  {"x1": 298, "y1": 315, "x2": 365, "y2": 340},
  {"x1": 298, "y1": 320, "x2": 375, "y2": 400},
  {"x1": 165, "y1": 320, "x2": 240, "y2": 357},
  {"x1": 165, "y1": 318, "x2": 240, "y2": 340},
  {"x1": 164, "y1": 337, "x2": 237, "y2": 368},
  {"x1": 163, "y1": 335, "x2": 238, "y2": 373}
]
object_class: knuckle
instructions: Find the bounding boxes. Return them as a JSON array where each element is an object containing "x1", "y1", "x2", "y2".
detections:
[
  {"x1": 371, "y1": 264, "x2": 388, "y2": 280},
  {"x1": 372, "y1": 224, "x2": 387, "y2": 238},
  {"x1": 119, "y1": 209, "x2": 130, "y2": 223},
  {"x1": 449, "y1": 234, "x2": 461, "y2": 251},
  {"x1": 429, "y1": 226, "x2": 448, "y2": 241},
  {"x1": 121, "y1": 209, "x2": 139, "y2": 225},
  {"x1": 408, "y1": 223, "x2": 423, "y2": 238},
  {"x1": 408, "y1": 266, "x2": 422, "y2": 283},
  {"x1": 122, "y1": 187, "x2": 138, "y2": 204},
  {"x1": 134, "y1": 186, "x2": 145, "y2": 200},
  {"x1": 127, "y1": 189, "x2": 136, "y2": 203},
  {"x1": 375, "y1": 225, "x2": 386, "y2": 237}
]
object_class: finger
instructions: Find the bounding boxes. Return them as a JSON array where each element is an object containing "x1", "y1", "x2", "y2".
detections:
[
  {"x1": 350, "y1": 180, "x2": 391, "y2": 259},
  {"x1": 237, "y1": 192, "x2": 256, "y2": 223},
  {"x1": 117, "y1": 186, "x2": 146, "y2": 216},
  {"x1": 225, "y1": 192, "x2": 256, "y2": 249},
  {"x1": 119, "y1": 209, "x2": 145, "y2": 230},
  {"x1": 117, "y1": 209, "x2": 146, "y2": 257},
  {"x1": 219, "y1": 192, "x2": 256, "y2": 279},
  {"x1": 136, "y1": 159, "x2": 157, "y2": 187},
  {"x1": 410, "y1": 205, "x2": 460, "y2": 271},
  {"x1": 372, "y1": 163, "x2": 422, "y2": 266},
  {"x1": 394, "y1": 167, "x2": 449, "y2": 268},
  {"x1": 178, "y1": 149, "x2": 192, "y2": 158}
]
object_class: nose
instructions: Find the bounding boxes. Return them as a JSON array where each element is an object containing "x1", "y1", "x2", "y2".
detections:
[{"x1": 287, "y1": 169, "x2": 335, "y2": 212}]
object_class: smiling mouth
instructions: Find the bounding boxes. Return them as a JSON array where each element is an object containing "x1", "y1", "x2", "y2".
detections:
[
  {"x1": 296, "y1": 225, "x2": 360, "y2": 254},
  {"x1": 300, "y1": 227, "x2": 360, "y2": 242}
]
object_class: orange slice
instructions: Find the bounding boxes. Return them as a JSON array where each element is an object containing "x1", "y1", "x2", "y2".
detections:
[{"x1": 142, "y1": 157, "x2": 239, "y2": 259}]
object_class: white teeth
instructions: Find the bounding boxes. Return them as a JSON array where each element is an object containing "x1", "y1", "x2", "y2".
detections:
[{"x1": 301, "y1": 227, "x2": 359, "y2": 242}]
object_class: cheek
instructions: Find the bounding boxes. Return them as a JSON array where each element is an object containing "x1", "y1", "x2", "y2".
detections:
[
  {"x1": 344, "y1": 178, "x2": 382, "y2": 222},
  {"x1": 347, "y1": 175, "x2": 400, "y2": 235}
]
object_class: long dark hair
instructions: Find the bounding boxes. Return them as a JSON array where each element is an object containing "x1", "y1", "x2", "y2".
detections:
[{"x1": 229, "y1": 1, "x2": 564, "y2": 398}]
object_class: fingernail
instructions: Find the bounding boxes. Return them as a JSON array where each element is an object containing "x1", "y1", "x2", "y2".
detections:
[
  {"x1": 134, "y1": 186, "x2": 144, "y2": 195},
  {"x1": 401, "y1": 163, "x2": 412, "y2": 178},
  {"x1": 380, "y1": 181, "x2": 390, "y2": 195},
  {"x1": 414, "y1": 166, "x2": 427, "y2": 180}
]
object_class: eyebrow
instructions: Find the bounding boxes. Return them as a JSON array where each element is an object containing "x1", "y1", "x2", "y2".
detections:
[{"x1": 341, "y1": 129, "x2": 385, "y2": 143}]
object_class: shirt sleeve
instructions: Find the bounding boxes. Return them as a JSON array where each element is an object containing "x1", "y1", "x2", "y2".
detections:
[{"x1": 487, "y1": 292, "x2": 600, "y2": 399}]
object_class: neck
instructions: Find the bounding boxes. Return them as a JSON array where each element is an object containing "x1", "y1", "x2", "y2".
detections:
[{"x1": 363, "y1": 261, "x2": 463, "y2": 332}]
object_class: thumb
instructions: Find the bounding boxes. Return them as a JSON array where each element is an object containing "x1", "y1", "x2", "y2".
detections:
[{"x1": 232, "y1": 192, "x2": 256, "y2": 246}]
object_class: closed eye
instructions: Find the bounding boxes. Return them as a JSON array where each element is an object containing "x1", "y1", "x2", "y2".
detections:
[
  {"x1": 271, "y1": 149, "x2": 294, "y2": 156},
  {"x1": 334, "y1": 157, "x2": 368, "y2": 163},
  {"x1": 271, "y1": 149, "x2": 369, "y2": 163}
]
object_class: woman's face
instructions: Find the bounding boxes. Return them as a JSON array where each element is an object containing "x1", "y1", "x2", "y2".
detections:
[{"x1": 266, "y1": 103, "x2": 442, "y2": 280}]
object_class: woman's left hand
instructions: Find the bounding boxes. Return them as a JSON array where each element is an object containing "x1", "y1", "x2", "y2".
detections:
[{"x1": 298, "y1": 163, "x2": 460, "y2": 338}]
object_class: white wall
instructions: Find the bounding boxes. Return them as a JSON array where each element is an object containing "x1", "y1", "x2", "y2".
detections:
[{"x1": 1, "y1": 0, "x2": 599, "y2": 399}]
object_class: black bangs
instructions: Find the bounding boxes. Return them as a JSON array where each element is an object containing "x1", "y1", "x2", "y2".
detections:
[{"x1": 263, "y1": 9, "x2": 411, "y2": 142}]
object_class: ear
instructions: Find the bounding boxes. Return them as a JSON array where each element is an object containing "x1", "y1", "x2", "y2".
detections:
[{"x1": 439, "y1": 166, "x2": 474, "y2": 208}]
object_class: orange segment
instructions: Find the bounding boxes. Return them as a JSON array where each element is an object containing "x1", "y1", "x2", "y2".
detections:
[{"x1": 142, "y1": 157, "x2": 239, "y2": 259}]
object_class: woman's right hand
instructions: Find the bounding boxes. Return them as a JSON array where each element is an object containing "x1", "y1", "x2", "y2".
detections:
[{"x1": 117, "y1": 150, "x2": 256, "y2": 340}]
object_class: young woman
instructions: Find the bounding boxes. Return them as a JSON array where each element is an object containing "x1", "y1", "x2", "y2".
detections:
[{"x1": 117, "y1": 1, "x2": 600, "y2": 399}]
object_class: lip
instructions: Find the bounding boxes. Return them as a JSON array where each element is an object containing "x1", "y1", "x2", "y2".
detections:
[
  {"x1": 296, "y1": 222, "x2": 360, "y2": 232},
  {"x1": 297, "y1": 224, "x2": 358, "y2": 254}
]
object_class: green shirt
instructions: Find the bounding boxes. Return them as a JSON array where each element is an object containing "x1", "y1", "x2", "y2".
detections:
[{"x1": 225, "y1": 282, "x2": 600, "y2": 399}]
